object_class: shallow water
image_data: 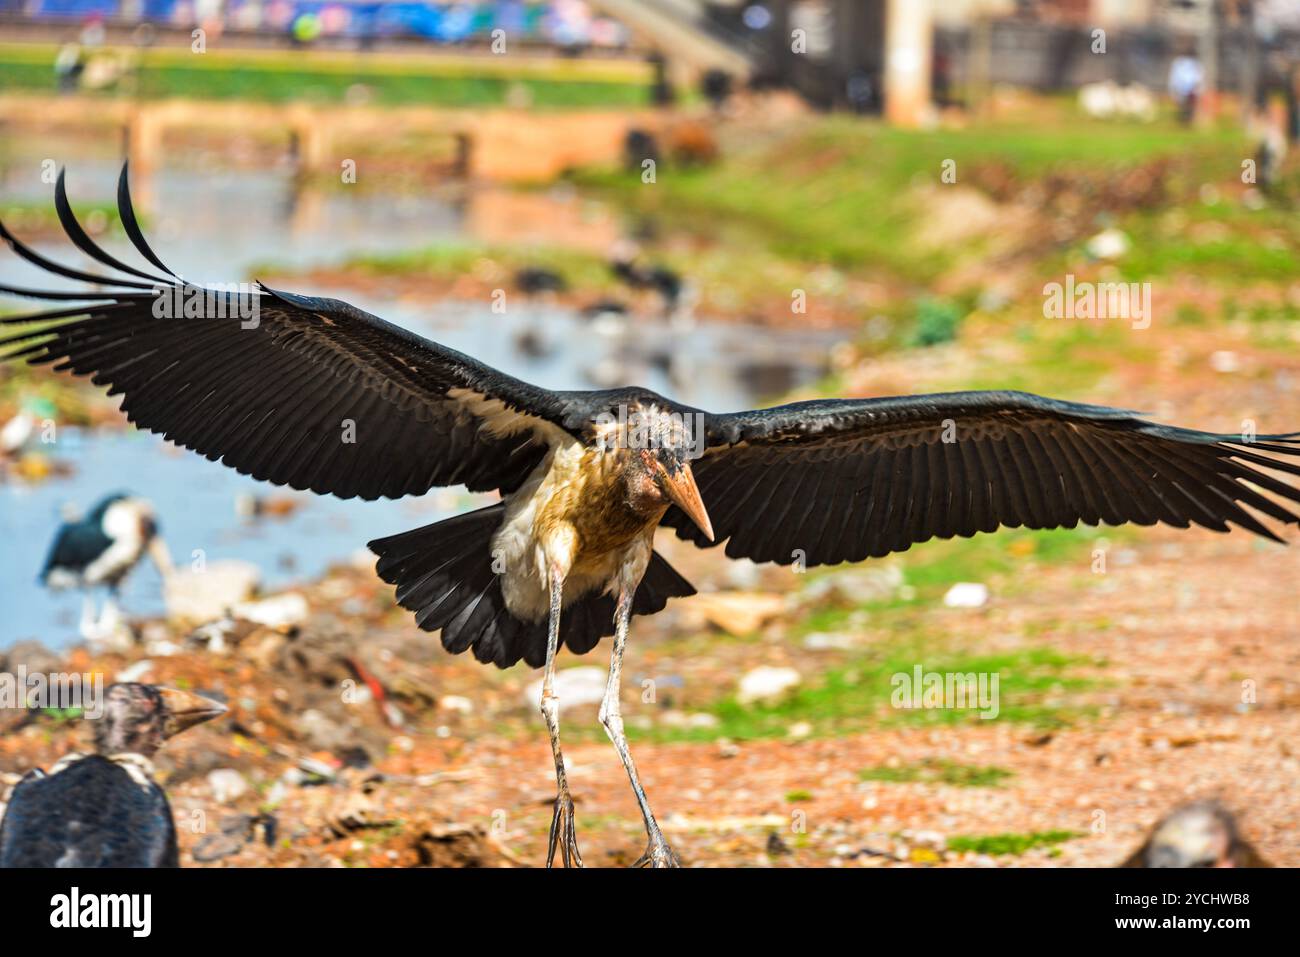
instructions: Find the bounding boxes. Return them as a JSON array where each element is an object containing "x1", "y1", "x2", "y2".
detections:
[{"x1": 0, "y1": 159, "x2": 836, "y2": 648}]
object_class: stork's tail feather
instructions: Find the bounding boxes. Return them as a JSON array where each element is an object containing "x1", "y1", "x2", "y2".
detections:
[{"x1": 368, "y1": 507, "x2": 696, "y2": 669}]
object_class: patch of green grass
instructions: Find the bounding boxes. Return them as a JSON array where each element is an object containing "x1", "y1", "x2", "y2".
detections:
[
  {"x1": 946, "y1": 830, "x2": 1080, "y2": 856},
  {"x1": 784, "y1": 789, "x2": 814, "y2": 802},
  {"x1": 39, "y1": 707, "x2": 84, "y2": 723},
  {"x1": 260, "y1": 242, "x2": 617, "y2": 291},
  {"x1": 576, "y1": 115, "x2": 1246, "y2": 284},
  {"x1": 909, "y1": 297, "x2": 964, "y2": 347},
  {"x1": 0, "y1": 200, "x2": 125, "y2": 236},
  {"x1": 859, "y1": 758, "x2": 1013, "y2": 788},
  {"x1": 895, "y1": 523, "x2": 1131, "y2": 605},
  {"x1": 635, "y1": 639, "x2": 1099, "y2": 744},
  {"x1": 0, "y1": 43, "x2": 653, "y2": 109}
]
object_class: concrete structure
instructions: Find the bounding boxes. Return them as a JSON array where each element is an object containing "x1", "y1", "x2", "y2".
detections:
[{"x1": 0, "y1": 93, "x2": 666, "y2": 187}]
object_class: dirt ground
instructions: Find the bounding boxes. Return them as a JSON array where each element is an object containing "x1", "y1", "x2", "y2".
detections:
[{"x1": 2, "y1": 517, "x2": 1293, "y2": 868}]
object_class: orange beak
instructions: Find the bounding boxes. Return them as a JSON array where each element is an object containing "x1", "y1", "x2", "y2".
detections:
[{"x1": 659, "y1": 462, "x2": 714, "y2": 541}]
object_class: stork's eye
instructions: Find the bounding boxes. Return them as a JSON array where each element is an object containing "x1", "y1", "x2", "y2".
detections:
[{"x1": 655, "y1": 447, "x2": 683, "y2": 472}]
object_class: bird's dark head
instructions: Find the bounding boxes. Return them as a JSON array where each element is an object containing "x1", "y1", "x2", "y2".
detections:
[
  {"x1": 93, "y1": 683, "x2": 227, "y2": 757},
  {"x1": 604, "y1": 406, "x2": 713, "y2": 540}
]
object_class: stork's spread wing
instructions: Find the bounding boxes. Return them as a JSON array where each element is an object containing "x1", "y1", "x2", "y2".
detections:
[
  {"x1": 0, "y1": 167, "x2": 574, "y2": 499},
  {"x1": 662, "y1": 392, "x2": 1300, "y2": 566}
]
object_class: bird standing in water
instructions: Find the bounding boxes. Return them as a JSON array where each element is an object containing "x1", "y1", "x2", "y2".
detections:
[
  {"x1": 5, "y1": 167, "x2": 1300, "y2": 867},
  {"x1": 39, "y1": 492, "x2": 172, "y2": 643},
  {"x1": 0, "y1": 683, "x2": 227, "y2": 867}
]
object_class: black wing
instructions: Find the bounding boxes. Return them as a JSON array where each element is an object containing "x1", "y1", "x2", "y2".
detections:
[
  {"x1": 0, "y1": 757, "x2": 178, "y2": 867},
  {"x1": 40, "y1": 521, "x2": 110, "y2": 579},
  {"x1": 662, "y1": 391, "x2": 1300, "y2": 566},
  {"x1": 0, "y1": 166, "x2": 579, "y2": 500}
]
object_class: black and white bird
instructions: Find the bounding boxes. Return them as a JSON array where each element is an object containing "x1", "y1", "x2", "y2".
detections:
[
  {"x1": 39, "y1": 492, "x2": 172, "y2": 643},
  {"x1": 0, "y1": 683, "x2": 227, "y2": 867},
  {"x1": 5, "y1": 166, "x2": 1300, "y2": 868}
]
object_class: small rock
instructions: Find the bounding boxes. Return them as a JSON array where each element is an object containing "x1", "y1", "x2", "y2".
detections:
[
  {"x1": 207, "y1": 768, "x2": 249, "y2": 804},
  {"x1": 1209, "y1": 350, "x2": 1240, "y2": 374},
  {"x1": 165, "y1": 560, "x2": 261, "y2": 623},
  {"x1": 801, "y1": 566, "x2": 903, "y2": 606},
  {"x1": 298, "y1": 757, "x2": 338, "y2": 784},
  {"x1": 264, "y1": 781, "x2": 289, "y2": 807},
  {"x1": 438, "y1": 695, "x2": 474, "y2": 715},
  {"x1": 524, "y1": 666, "x2": 607, "y2": 714},
  {"x1": 803, "y1": 631, "x2": 856, "y2": 650},
  {"x1": 232, "y1": 592, "x2": 309, "y2": 629},
  {"x1": 1086, "y1": 227, "x2": 1130, "y2": 260},
  {"x1": 683, "y1": 592, "x2": 785, "y2": 636},
  {"x1": 296, "y1": 710, "x2": 352, "y2": 752},
  {"x1": 943, "y1": 582, "x2": 988, "y2": 608},
  {"x1": 737, "y1": 666, "x2": 801, "y2": 705}
]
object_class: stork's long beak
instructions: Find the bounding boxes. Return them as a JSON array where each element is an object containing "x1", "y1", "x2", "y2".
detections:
[
  {"x1": 659, "y1": 462, "x2": 714, "y2": 541},
  {"x1": 146, "y1": 536, "x2": 174, "y2": 581},
  {"x1": 157, "y1": 687, "x2": 228, "y2": 739}
]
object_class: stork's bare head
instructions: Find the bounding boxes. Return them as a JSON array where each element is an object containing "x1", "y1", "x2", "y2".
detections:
[
  {"x1": 93, "y1": 683, "x2": 228, "y2": 757},
  {"x1": 604, "y1": 405, "x2": 714, "y2": 541}
]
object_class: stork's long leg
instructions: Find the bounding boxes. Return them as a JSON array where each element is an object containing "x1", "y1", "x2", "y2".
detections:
[
  {"x1": 78, "y1": 592, "x2": 98, "y2": 642},
  {"x1": 600, "y1": 582, "x2": 679, "y2": 868},
  {"x1": 99, "y1": 588, "x2": 122, "y2": 634},
  {"x1": 541, "y1": 564, "x2": 582, "y2": 868}
]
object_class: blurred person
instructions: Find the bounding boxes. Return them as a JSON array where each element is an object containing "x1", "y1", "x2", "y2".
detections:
[
  {"x1": 702, "y1": 69, "x2": 735, "y2": 112},
  {"x1": 1168, "y1": 48, "x2": 1204, "y2": 125},
  {"x1": 79, "y1": 13, "x2": 106, "y2": 49},
  {"x1": 53, "y1": 40, "x2": 84, "y2": 95}
]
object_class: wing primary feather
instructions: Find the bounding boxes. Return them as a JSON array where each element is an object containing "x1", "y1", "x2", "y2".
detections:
[
  {"x1": 53, "y1": 169, "x2": 172, "y2": 285},
  {"x1": 117, "y1": 162, "x2": 183, "y2": 280},
  {"x1": 0, "y1": 219, "x2": 155, "y2": 290}
]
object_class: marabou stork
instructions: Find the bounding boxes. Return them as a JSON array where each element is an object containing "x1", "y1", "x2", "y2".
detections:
[
  {"x1": 0, "y1": 683, "x2": 227, "y2": 867},
  {"x1": 40, "y1": 492, "x2": 173, "y2": 643},
  {"x1": 1122, "y1": 801, "x2": 1270, "y2": 868},
  {"x1": 5, "y1": 167, "x2": 1300, "y2": 867}
]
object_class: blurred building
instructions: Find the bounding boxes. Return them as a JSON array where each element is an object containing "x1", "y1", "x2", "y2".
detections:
[{"x1": 0, "y1": 0, "x2": 636, "y2": 50}]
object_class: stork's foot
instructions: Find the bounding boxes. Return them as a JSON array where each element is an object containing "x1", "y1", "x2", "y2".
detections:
[
  {"x1": 633, "y1": 830, "x2": 679, "y2": 869},
  {"x1": 546, "y1": 791, "x2": 583, "y2": 868}
]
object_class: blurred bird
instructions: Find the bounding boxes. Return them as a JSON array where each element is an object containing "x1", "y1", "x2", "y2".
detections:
[
  {"x1": 0, "y1": 683, "x2": 227, "y2": 867},
  {"x1": 514, "y1": 266, "x2": 567, "y2": 297},
  {"x1": 0, "y1": 409, "x2": 34, "y2": 456},
  {"x1": 579, "y1": 299, "x2": 632, "y2": 339},
  {"x1": 609, "y1": 241, "x2": 686, "y2": 317},
  {"x1": 39, "y1": 493, "x2": 173, "y2": 643},
  {"x1": 1122, "y1": 801, "x2": 1270, "y2": 868},
  {"x1": 6, "y1": 166, "x2": 1300, "y2": 868}
]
